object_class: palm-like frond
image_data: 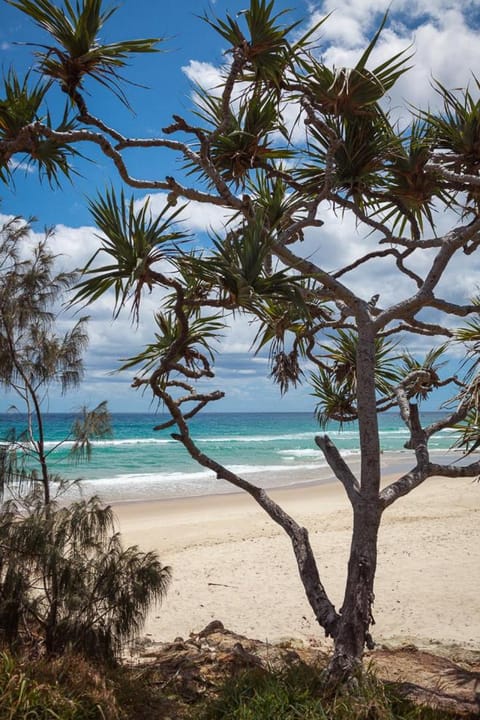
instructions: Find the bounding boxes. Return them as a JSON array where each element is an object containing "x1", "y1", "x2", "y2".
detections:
[
  {"x1": 304, "y1": 15, "x2": 412, "y2": 117},
  {"x1": 311, "y1": 330, "x2": 401, "y2": 426},
  {"x1": 0, "y1": 69, "x2": 49, "y2": 139},
  {"x1": 252, "y1": 297, "x2": 312, "y2": 394},
  {"x1": 34, "y1": 105, "x2": 82, "y2": 185},
  {"x1": 326, "y1": 329, "x2": 400, "y2": 395},
  {"x1": 299, "y1": 112, "x2": 396, "y2": 202},
  {"x1": 120, "y1": 310, "x2": 224, "y2": 376},
  {"x1": 0, "y1": 69, "x2": 80, "y2": 185},
  {"x1": 451, "y1": 394, "x2": 480, "y2": 456},
  {"x1": 252, "y1": 298, "x2": 310, "y2": 352},
  {"x1": 449, "y1": 312, "x2": 480, "y2": 454},
  {"x1": 247, "y1": 170, "x2": 303, "y2": 235},
  {"x1": 379, "y1": 121, "x2": 451, "y2": 235},
  {"x1": 73, "y1": 189, "x2": 188, "y2": 319},
  {"x1": 422, "y1": 77, "x2": 480, "y2": 212},
  {"x1": 310, "y1": 367, "x2": 357, "y2": 428},
  {"x1": 425, "y1": 78, "x2": 480, "y2": 173},
  {"x1": 7, "y1": 0, "x2": 160, "y2": 106},
  {"x1": 202, "y1": 0, "x2": 318, "y2": 92},
  {"x1": 455, "y1": 310, "x2": 480, "y2": 379},
  {"x1": 189, "y1": 88, "x2": 293, "y2": 187},
  {"x1": 185, "y1": 214, "x2": 306, "y2": 313},
  {"x1": 399, "y1": 345, "x2": 447, "y2": 401}
]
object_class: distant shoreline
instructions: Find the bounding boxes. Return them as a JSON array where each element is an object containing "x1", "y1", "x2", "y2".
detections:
[{"x1": 50, "y1": 446, "x2": 472, "y2": 506}]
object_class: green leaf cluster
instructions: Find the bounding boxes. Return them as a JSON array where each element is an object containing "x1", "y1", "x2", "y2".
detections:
[
  {"x1": 6, "y1": 0, "x2": 160, "y2": 106},
  {"x1": 74, "y1": 188, "x2": 188, "y2": 319},
  {"x1": 311, "y1": 330, "x2": 401, "y2": 426},
  {"x1": 0, "y1": 70, "x2": 80, "y2": 186},
  {"x1": 202, "y1": 0, "x2": 313, "y2": 91}
]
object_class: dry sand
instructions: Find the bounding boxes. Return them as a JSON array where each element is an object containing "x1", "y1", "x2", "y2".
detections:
[{"x1": 114, "y1": 473, "x2": 479, "y2": 652}]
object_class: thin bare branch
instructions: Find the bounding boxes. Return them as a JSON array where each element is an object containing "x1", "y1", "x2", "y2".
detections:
[
  {"x1": 379, "y1": 465, "x2": 428, "y2": 509},
  {"x1": 315, "y1": 434, "x2": 360, "y2": 505},
  {"x1": 165, "y1": 393, "x2": 340, "y2": 638},
  {"x1": 426, "y1": 160, "x2": 480, "y2": 187},
  {"x1": 380, "y1": 319, "x2": 453, "y2": 338}
]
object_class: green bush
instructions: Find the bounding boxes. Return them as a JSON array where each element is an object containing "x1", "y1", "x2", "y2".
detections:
[
  {"x1": 0, "y1": 493, "x2": 171, "y2": 664},
  {"x1": 197, "y1": 663, "x2": 327, "y2": 720}
]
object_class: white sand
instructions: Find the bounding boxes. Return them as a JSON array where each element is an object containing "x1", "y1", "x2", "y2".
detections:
[{"x1": 114, "y1": 473, "x2": 479, "y2": 651}]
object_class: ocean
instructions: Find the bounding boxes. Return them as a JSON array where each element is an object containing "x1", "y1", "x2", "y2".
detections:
[{"x1": 0, "y1": 411, "x2": 462, "y2": 504}]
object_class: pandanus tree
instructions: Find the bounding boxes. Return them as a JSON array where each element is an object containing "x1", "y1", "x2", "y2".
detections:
[{"x1": 2, "y1": 0, "x2": 480, "y2": 679}]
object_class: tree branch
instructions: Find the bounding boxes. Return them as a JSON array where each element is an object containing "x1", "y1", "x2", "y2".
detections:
[
  {"x1": 165, "y1": 396, "x2": 340, "y2": 638},
  {"x1": 314, "y1": 434, "x2": 360, "y2": 505}
]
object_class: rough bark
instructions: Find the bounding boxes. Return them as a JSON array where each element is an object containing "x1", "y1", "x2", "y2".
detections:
[
  {"x1": 328, "y1": 500, "x2": 381, "y2": 678},
  {"x1": 326, "y1": 320, "x2": 383, "y2": 678}
]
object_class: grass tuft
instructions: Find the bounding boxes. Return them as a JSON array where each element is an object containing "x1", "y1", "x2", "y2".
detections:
[
  {"x1": 196, "y1": 661, "x2": 463, "y2": 720},
  {"x1": 0, "y1": 651, "x2": 119, "y2": 719}
]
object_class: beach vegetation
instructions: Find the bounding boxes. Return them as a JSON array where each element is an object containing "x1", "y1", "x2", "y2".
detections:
[
  {"x1": 0, "y1": 650, "x2": 120, "y2": 718},
  {"x1": 197, "y1": 662, "x2": 458, "y2": 720},
  {"x1": 0, "y1": 490, "x2": 170, "y2": 663},
  {"x1": 3, "y1": 0, "x2": 480, "y2": 686},
  {"x1": 0, "y1": 219, "x2": 171, "y2": 664},
  {"x1": 0, "y1": 217, "x2": 102, "y2": 504},
  {"x1": 0, "y1": 649, "x2": 465, "y2": 720}
]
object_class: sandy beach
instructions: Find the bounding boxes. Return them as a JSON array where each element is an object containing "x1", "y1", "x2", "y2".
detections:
[{"x1": 114, "y1": 472, "x2": 479, "y2": 652}]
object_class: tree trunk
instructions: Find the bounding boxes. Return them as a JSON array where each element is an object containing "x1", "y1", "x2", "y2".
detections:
[
  {"x1": 328, "y1": 499, "x2": 381, "y2": 678},
  {"x1": 327, "y1": 319, "x2": 383, "y2": 679}
]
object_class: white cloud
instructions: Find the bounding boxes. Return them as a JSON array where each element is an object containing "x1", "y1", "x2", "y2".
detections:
[
  {"x1": 8, "y1": 160, "x2": 34, "y2": 174},
  {"x1": 182, "y1": 60, "x2": 225, "y2": 92},
  {"x1": 306, "y1": 1, "x2": 480, "y2": 116},
  {"x1": 46, "y1": 223, "x2": 100, "y2": 270},
  {"x1": 4, "y1": 2, "x2": 479, "y2": 413},
  {"x1": 134, "y1": 192, "x2": 234, "y2": 234}
]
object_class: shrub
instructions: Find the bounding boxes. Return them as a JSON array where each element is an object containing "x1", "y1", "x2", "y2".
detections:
[
  {"x1": 0, "y1": 650, "x2": 115, "y2": 719},
  {"x1": 0, "y1": 492, "x2": 171, "y2": 664}
]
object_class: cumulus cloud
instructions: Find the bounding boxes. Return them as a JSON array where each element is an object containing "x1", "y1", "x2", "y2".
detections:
[
  {"x1": 0, "y1": 212, "x2": 269, "y2": 412},
  {"x1": 5, "y1": 2, "x2": 479, "y2": 412},
  {"x1": 182, "y1": 2, "x2": 480, "y2": 144},
  {"x1": 133, "y1": 192, "x2": 234, "y2": 234},
  {"x1": 306, "y1": 0, "x2": 480, "y2": 115},
  {"x1": 182, "y1": 60, "x2": 226, "y2": 93}
]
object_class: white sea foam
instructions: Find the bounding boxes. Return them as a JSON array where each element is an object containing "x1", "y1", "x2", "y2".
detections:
[
  {"x1": 197, "y1": 432, "x2": 316, "y2": 443},
  {"x1": 43, "y1": 434, "x2": 319, "y2": 449},
  {"x1": 43, "y1": 437, "x2": 173, "y2": 449},
  {"x1": 278, "y1": 447, "x2": 359, "y2": 458},
  {"x1": 278, "y1": 448, "x2": 322, "y2": 458},
  {"x1": 61, "y1": 459, "x2": 335, "y2": 503}
]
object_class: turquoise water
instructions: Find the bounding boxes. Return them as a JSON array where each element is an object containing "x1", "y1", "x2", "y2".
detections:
[{"x1": 0, "y1": 412, "x2": 461, "y2": 502}]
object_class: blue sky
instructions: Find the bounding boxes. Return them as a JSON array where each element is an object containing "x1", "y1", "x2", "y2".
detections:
[
  {"x1": 1, "y1": 0, "x2": 480, "y2": 414},
  {"x1": 1, "y1": 0, "x2": 308, "y2": 227}
]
